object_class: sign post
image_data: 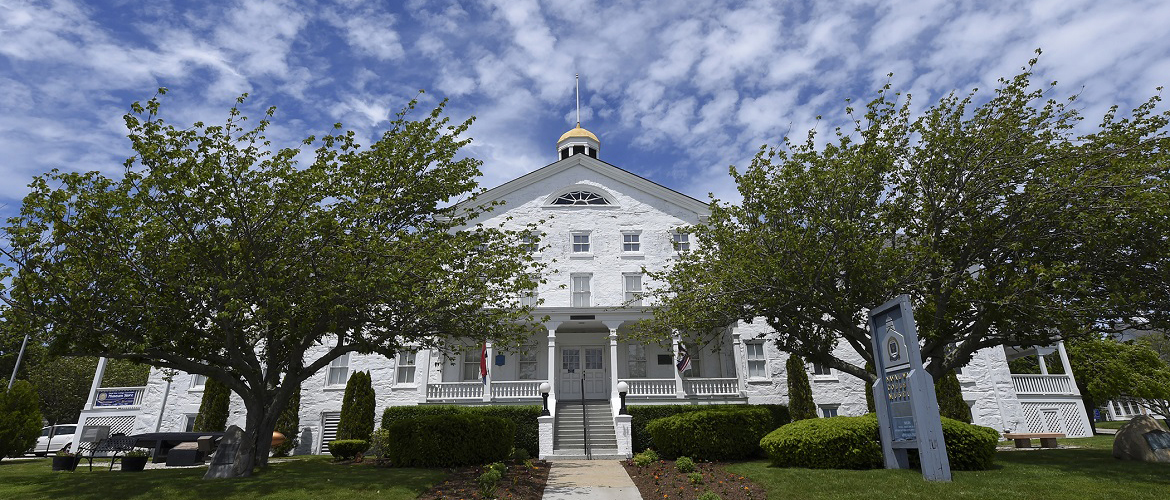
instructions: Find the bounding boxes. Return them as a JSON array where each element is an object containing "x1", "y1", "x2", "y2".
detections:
[{"x1": 868, "y1": 294, "x2": 952, "y2": 481}]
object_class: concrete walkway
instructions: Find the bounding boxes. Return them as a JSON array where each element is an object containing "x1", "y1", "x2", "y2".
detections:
[{"x1": 542, "y1": 460, "x2": 641, "y2": 500}]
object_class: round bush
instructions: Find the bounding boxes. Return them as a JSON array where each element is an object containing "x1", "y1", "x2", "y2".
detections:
[
  {"x1": 759, "y1": 414, "x2": 882, "y2": 469},
  {"x1": 646, "y1": 407, "x2": 773, "y2": 460},
  {"x1": 937, "y1": 417, "x2": 999, "y2": 470},
  {"x1": 386, "y1": 414, "x2": 515, "y2": 467},
  {"x1": 328, "y1": 439, "x2": 368, "y2": 460}
]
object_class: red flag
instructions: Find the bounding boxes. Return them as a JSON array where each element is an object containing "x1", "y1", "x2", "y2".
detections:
[{"x1": 480, "y1": 343, "x2": 488, "y2": 384}]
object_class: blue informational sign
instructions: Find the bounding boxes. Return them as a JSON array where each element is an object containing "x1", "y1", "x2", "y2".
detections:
[
  {"x1": 869, "y1": 295, "x2": 952, "y2": 482},
  {"x1": 94, "y1": 390, "x2": 137, "y2": 407}
]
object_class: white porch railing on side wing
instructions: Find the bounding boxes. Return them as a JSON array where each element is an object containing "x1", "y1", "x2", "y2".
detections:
[
  {"x1": 490, "y1": 380, "x2": 544, "y2": 399},
  {"x1": 426, "y1": 382, "x2": 484, "y2": 400},
  {"x1": 683, "y1": 378, "x2": 740, "y2": 396},
  {"x1": 92, "y1": 386, "x2": 146, "y2": 408},
  {"x1": 1012, "y1": 374, "x2": 1074, "y2": 395},
  {"x1": 620, "y1": 379, "x2": 676, "y2": 396}
]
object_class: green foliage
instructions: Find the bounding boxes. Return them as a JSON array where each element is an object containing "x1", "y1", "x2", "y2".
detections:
[
  {"x1": 510, "y1": 447, "x2": 530, "y2": 461},
  {"x1": 697, "y1": 491, "x2": 722, "y2": 500},
  {"x1": 385, "y1": 414, "x2": 515, "y2": 467},
  {"x1": 936, "y1": 417, "x2": 999, "y2": 471},
  {"x1": 935, "y1": 371, "x2": 972, "y2": 423},
  {"x1": 675, "y1": 456, "x2": 696, "y2": 473},
  {"x1": 641, "y1": 54, "x2": 1170, "y2": 384},
  {"x1": 761, "y1": 414, "x2": 883, "y2": 470},
  {"x1": 688, "y1": 472, "x2": 704, "y2": 484},
  {"x1": 271, "y1": 386, "x2": 300, "y2": 457},
  {"x1": 864, "y1": 361, "x2": 876, "y2": 413},
  {"x1": 628, "y1": 404, "x2": 790, "y2": 453},
  {"x1": 632, "y1": 450, "x2": 656, "y2": 467},
  {"x1": 338, "y1": 371, "x2": 375, "y2": 441},
  {"x1": 193, "y1": 377, "x2": 231, "y2": 433},
  {"x1": 327, "y1": 439, "x2": 368, "y2": 460},
  {"x1": 0, "y1": 380, "x2": 42, "y2": 460},
  {"x1": 786, "y1": 356, "x2": 817, "y2": 421},
  {"x1": 0, "y1": 92, "x2": 543, "y2": 475},
  {"x1": 646, "y1": 407, "x2": 773, "y2": 460},
  {"x1": 477, "y1": 466, "x2": 503, "y2": 499},
  {"x1": 1068, "y1": 338, "x2": 1170, "y2": 421},
  {"x1": 382, "y1": 404, "x2": 540, "y2": 457},
  {"x1": 366, "y1": 428, "x2": 391, "y2": 460}
]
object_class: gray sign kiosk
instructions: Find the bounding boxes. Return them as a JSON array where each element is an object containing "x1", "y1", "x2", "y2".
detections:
[{"x1": 868, "y1": 295, "x2": 952, "y2": 481}]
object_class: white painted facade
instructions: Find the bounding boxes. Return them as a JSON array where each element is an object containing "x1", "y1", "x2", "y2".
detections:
[{"x1": 75, "y1": 125, "x2": 1092, "y2": 456}]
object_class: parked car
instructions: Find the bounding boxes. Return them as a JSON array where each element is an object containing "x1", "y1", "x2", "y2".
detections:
[{"x1": 31, "y1": 424, "x2": 76, "y2": 456}]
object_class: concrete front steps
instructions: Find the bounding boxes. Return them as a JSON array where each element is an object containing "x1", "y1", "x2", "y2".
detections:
[{"x1": 549, "y1": 400, "x2": 624, "y2": 459}]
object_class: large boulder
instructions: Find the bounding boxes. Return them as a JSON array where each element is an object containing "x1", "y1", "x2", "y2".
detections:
[{"x1": 1113, "y1": 415, "x2": 1170, "y2": 463}]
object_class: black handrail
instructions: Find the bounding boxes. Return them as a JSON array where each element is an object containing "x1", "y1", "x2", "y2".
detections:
[{"x1": 581, "y1": 376, "x2": 590, "y2": 459}]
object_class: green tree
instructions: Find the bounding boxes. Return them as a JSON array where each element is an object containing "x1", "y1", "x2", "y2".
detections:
[
  {"x1": 643, "y1": 52, "x2": 1170, "y2": 385},
  {"x1": 337, "y1": 371, "x2": 375, "y2": 442},
  {"x1": 193, "y1": 377, "x2": 231, "y2": 433},
  {"x1": 935, "y1": 371, "x2": 972, "y2": 423},
  {"x1": 27, "y1": 355, "x2": 150, "y2": 425},
  {"x1": 0, "y1": 380, "x2": 42, "y2": 461},
  {"x1": 0, "y1": 91, "x2": 541, "y2": 477},
  {"x1": 271, "y1": 384, "x2": 300, "y2": 457},
  {"x1": 1067, "y1": 338, "x2": 1170, "y2": 428},
  {"x1": 786, "y1": 356, "x2": 817, "y2": 420}
]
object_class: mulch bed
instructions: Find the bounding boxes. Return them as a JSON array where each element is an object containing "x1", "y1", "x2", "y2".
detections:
[
  {"x1": 623, "y1": 458, "x2": 764, "y2": 500},
  {"x1": 417, "y1": 460, "x2": 550, "y2": 500}
]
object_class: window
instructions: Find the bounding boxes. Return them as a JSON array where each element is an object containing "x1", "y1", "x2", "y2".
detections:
[
  {"x1": 184, "y1": 415, "x2": 197, "y2": 432},
  {"x1": 571, "y1": 274, "x2": 592, "y2": 307},
  {"x1": 812, "y1": 363, "x2": 832, "y2": 376},
  {"x1": 627, "y1": 344, "x2": 647, "y2": 378},
  {"x1": 672, "y1": 232, "x2": 690, "y2": 252},
  {"x1": 624, "y1": 273, "x2": 643, "y2": 306},
  {"x1": 327, "y1": 353, "x2": 350, "y2": 386},
  {"x1": 190, "y1": 374, "x2": 207, "y2": 390},
  {"x1": 571, "y1": 232, "x2": 591, "y2": 253},
  {"x1": 553, "y1": 191, "x2": 609, "y2": 205},
  {"x1": 463, "y1": 348, "x2": 482, "y2": 381},
  {"x1": 519, "y1": 274, "x2": 539, "y2": 307},
  {"x1": 518, "y1": 343, "x2": 538, "y2": 380},
  {"x1": 396, "y1": 351, "x2": 417, "y2": 384},
  {"x1": 746, "y1": 342, "x2": 767, "y2": 379},
  {"x1": 622, "y1": 232, "x2": 641, "y2": 252},
  {"x1": 821, "y1": 406, "x2": 839, "y2": 418},
  {"x1": 520, "y1": 232, "x2": 539, "y2": 253}
]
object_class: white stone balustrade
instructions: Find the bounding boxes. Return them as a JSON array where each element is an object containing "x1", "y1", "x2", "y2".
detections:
[
  {"x1": 619, "y1": 378, "x2": 676, "y2": 396},
  {"x1": 490, "y1": 380, "x2": 543, "y2": 399},
  {"x1": 683, "y1": 377, "x2": 740, "y2": 396}
]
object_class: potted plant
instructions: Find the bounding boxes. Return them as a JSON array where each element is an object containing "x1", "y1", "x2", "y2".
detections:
[
  {"x1": 51, "y1": 448, "x2": 81, "y2": 472},
  {"x1": 121, "y1": 450, "x2": 150, "y2": 472}
]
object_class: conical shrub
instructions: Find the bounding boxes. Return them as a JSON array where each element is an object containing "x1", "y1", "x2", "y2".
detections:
[{"x1": 786, "y1": 356, "x2": 817, "y2": 420}]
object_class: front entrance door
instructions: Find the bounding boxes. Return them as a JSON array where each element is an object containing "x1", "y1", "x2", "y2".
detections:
[{"x1": 560, "y1": 346, "x2": 608, "y2": 400}]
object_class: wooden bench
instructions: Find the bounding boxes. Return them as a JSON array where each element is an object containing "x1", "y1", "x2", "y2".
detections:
[
  {"x1": 1003, "y1": 432, "x2": 1065, "y2": 448},
  {"x1": 77, "y1": 435, "x2": 139, "y2": 471}
]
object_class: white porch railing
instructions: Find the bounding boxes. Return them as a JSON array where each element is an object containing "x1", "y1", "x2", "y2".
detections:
[
  {"x1": 620, "y1": 379, "x2": 676, "y2": 396},
  {"x1": 92, "y1": 386, "x2": 146, "y2": 408},
  {"x1": 491, "y1": 380, "x2": 543, "y2": 398},
  {"x1": 683, "y1": 378, "x2": 740, "y2": 396},
  {"x1": 426, "y1": 382, "x2": 484, "y2": 400},
  {"x1": 1012, "y1": 374, "x2": 1074, "y2": 395}
]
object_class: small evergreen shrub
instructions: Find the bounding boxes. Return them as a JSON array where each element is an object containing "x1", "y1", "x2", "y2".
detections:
[
  {"x1": 382, "y1": 405, "x2": 540, "y2": 457},
  {"x1": 675, "y1": 456, "x2": 696, "y2": 473},
  {"x1": 511, "y1": 447, "x2": 530, "y2": 461},
  {"x1": 633, "y1": 452, "x2": 654, "y2": 467},
  {"x1": 688, "y1": 472, "x2": 703, "y2": 484},
  {"x1": 646, "y1": 407, "x2": 773, "y2": 460},
  {"x1": 0, "y1": 380, "x2": 43, "y2": 460},
  {"x1": 477, "y1": 467, "x2": 503, "y2": 499},
  {"x1": 641, "y1": 448, "x2": 659, "y2": 461},
  {"x1": 934, "y1": 417, "x2": 999, "y2": 470},
  {"x1": 628, "y1": 404, "x2": 790, "y2": 452},
  {"x1": 786, "y1": 356, "x2": 817, "y2": 421},
  {"x1": 367, "y1": 428, "x2": 391, "y2": 459},
  {"x1": 328, "y1": 439, "x2": 368, "y2": 460},
  {"x1": 386, "y1": 414, "x2": 515, "y2": 467},
  {"x1": 698, "y1": 491, "x2": 722, "y2": 500},
  {"x1": 935, "y1": 372, "x2": 973, "y2": 423},
  {"x1": 760, "y1": 414, "x2": 882, "y2": 469},
  {"x1": 193, "y1": 377, "x2": 231, "y2": 432},
  {"x1": 338, "y1": 371, "x2": 375, "y2": 441}
]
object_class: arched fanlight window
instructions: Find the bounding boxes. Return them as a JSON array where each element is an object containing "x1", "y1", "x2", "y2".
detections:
[{"x1": 552, "y1": 190, "x2": 610, "y2": 205}]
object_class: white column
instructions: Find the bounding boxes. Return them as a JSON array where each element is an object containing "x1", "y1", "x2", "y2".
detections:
[
  {"x1": 1038, "y1": 355, "x2": 1049, "y2": 375},
  {"x1": 672, "y1": 333, "x2": 685, "y2": 398},
  {"x1": 1056, "y1": 342, "x2": 1077, "y2": 392},
  {"x1": 483, "y1": 342, "x2": 494, "y2": 402},
  {"x1": 417, "y1": 349, "x2": 432, "y2": 403},
  {"x1": 84, "y1": 357, "x2": 110, "y2": 410},
  {"x1": 729, "y1": 326, "x2": 745, "y2": 395},
  {"x1": 545, "y1": 322, "x2": 561, "y2": 412},
  {"x1": 604, "y1": 321, "x2": 622, "y2": 415}
]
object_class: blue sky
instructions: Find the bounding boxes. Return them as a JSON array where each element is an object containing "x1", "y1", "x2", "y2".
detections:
[{"x1": 1, "y1": 0, "x2": 1168, "y2": 217}]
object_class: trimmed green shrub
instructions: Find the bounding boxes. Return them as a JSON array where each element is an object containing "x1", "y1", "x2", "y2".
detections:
[
  {"x1": 646, "y1": 407, "x2": 773, "y2": 460},
  {"x1": 193, "y1": 377, "x2": 231, "y2": 432},
  {"x1": 328, "y1": 439, "x2": 368, "y2": 460},
  {"x1": 628, "y1": 404, "x2": 790, "y2": 452},
  {"x1": 632, "y1": 451, "x2": 655, "y2": 467},
  {"x1": 641, "y1": 448, "x2": 659, "y2": 461},
  {"x1": 935, "y1": 417, "x2": 999, "y2": 470},
  {"x1": 0, "y1": 380, "x2": 43, "y2": 460},
  {"x1": 675, "y1": 456, "x2": 696, "y2": 473},
  {"x1": 698, "y1": 492, "x2": 722, "y2": 500},
  {"x1": 271, "y1": 386, "x2": 300, "y2": 457},
  {"x1": 386, "y1": 414, "x2": 515, "y2": 467},
  {"x1": 382, "y1": 404, "x2": 540, "y2": 457},
  {"x1": 338, "y1": 371, "x2": 375, "y2": 441},
  {"x1": 477, "y1": 466, "x2": 503, "y2": 499},
  {"x1": 786, "y1": 356, "x2": 817, "y2": 420},
  {"x1": 935, "y1": 371, "x2": 973, "y2": 423},
  {"x1": 688, "y1": 472, "x2": 703, "y2": 484},
  {"x1": 760, "y1": 414, "x2": 882, "y2": 469}
]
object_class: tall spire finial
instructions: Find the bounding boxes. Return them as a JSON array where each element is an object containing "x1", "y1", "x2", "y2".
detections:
[{"x1": 575, "y1": 73, "x2": 580, "y2": 127}]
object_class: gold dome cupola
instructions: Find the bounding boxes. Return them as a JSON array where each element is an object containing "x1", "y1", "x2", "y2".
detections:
[{"x1": 557, "y1": 74, "x2": 600, "y2": 160}]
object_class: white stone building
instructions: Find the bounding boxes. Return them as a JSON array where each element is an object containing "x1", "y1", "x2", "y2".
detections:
[{"x1": 75, "y1": 123, "x2": 1094, "y2": 458}]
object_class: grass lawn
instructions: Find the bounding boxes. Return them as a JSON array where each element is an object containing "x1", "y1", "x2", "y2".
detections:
[
  {"x1": 0, "y1": 456, "x2": 445, "y2": 500},
  {"x1": 726, "y1": 435, "x2": 1170, "y2": 500}
]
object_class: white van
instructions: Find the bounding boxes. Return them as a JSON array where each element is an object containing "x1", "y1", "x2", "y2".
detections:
[{"x1": 31, "y1": 424, "x2": 76, "y2": 456}]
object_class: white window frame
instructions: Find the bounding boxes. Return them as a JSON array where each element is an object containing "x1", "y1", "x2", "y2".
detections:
[
  {"x1": 190, "y1": 374, "x2": 208, "y2": 391},
  {"x1": 571, "y1": 273, "x2": 592, "y2": 307},
  {"x1": 811, "y1": 362, "x2": 838, "y2": 381},
  {"x1": 745, "y1": 341, "x2": 768, "y2": 381},
  {"x1": 519, "y1": 273, "x2": 539, "y2": 307},
  {"x1": 627, "y1": 344, "x2": 647, "y2": 378},
  {"x1": 820, "y1": 405, "x2": 840, "y2": 418},
  {"x1": 520, "y1": 232, "x2": 540, "y2": 254},
  {"x1": 621, "y1": 230, "x2": 642, "y2": 254},
  {"x1": 518, "y1": 342, "x2": 539, "y2": 380},
  {"x1": 184, "y1": 414, "x2": 198, "y2": 432},
  {"x1": 570, "y1": 231, "x2": 592, "y2": 257},
  {"x1": 326, "y1": 352, "x2": 350, "y2": 387},
  {"x1": 623, "y1": 273, "x2": 643, "y2": 306},
  {"x1": 463, "y1": 348, "x2": 482, "y2": 381},
  {"x1": 395, "y1": 350, "x2": 417, "y2": 385},
  {"x1": 672, "y1": 231, "x2": 691, "y2": 252}
]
